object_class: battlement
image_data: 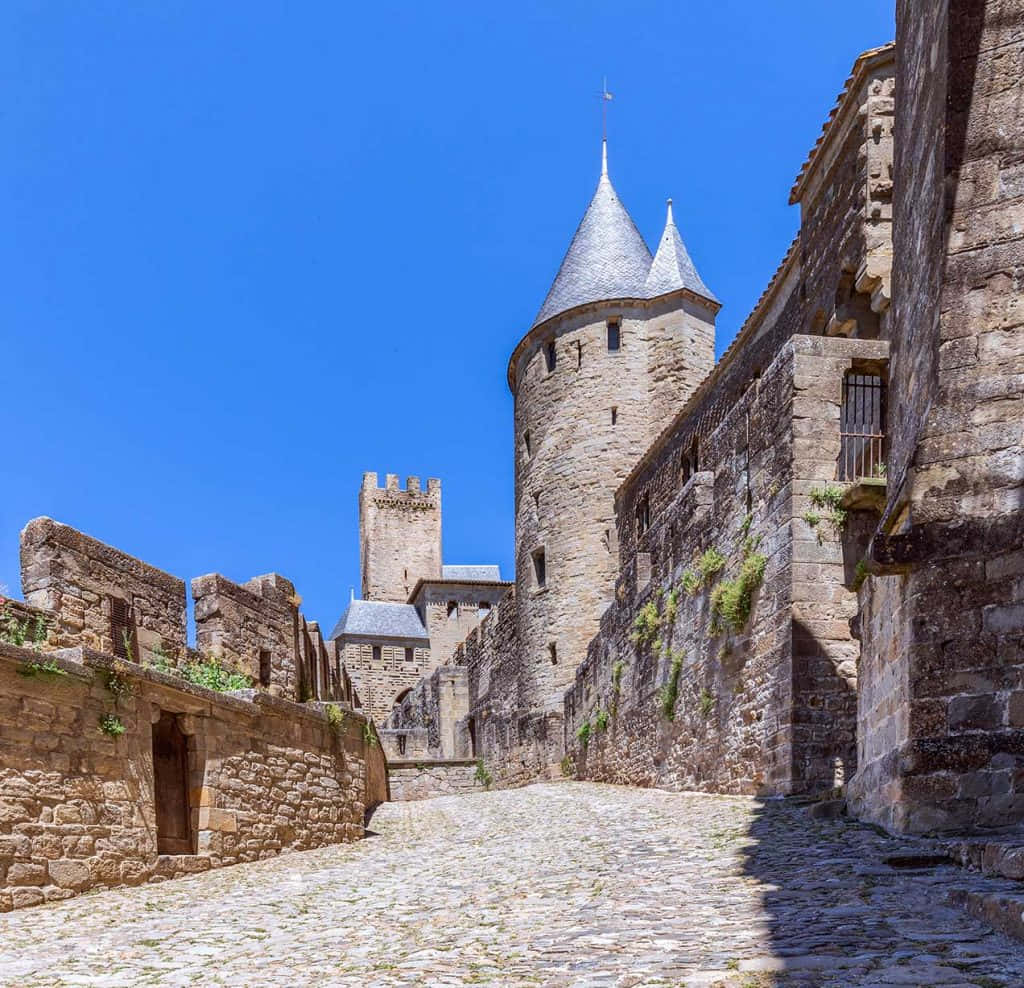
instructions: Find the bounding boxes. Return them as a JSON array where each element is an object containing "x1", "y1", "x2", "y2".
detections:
[{"x1": 362, "y1": 472, "x2": 441, "y2": 498}]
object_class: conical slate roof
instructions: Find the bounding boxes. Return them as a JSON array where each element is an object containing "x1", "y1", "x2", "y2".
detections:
[
  {"x1": 644, "y1": 200, "x2": 717, "y2": 303},
  {"x1": 533, "y1": 145, "x2": 653, "y2": 328}
]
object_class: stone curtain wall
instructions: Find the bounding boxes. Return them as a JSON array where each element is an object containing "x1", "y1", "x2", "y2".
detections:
[
  {"x1": 849, "y1": 0, "x2": 1024, "y2": 833},
  {"x1": 455, "y1": 590, "x2": 564, "y2": 787},
  {"x1": 192, "y1": 572, "x2": 301, "y2": 699},
  {"x1": 21, "y1": 518, "x2": 188, "y2": 665},
  {"x1": 359, "y1": 474, "x2": 442, "y2": 604},
  {"x1": 564, "y1": 336, "x2": 886, "y2": 794},
  {"x1": 384, "y1": 665, "x2": 470, "y2": 759},
  {"x1": 0, "y1": 641, "x2": 384, "y2": 912}
]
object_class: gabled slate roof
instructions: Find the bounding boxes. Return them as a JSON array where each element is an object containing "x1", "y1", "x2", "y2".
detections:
[
  {"x1": 532, "y1": 146, "x2": 653, "y2": 328},
  {"x1": 441, "y1": 564, "x2": 502, "y2": 582},
  {"x1": 329, "y1": 599, "x2": 429, "y2": 643},
  {"x1": 644, "y1": 200, "x2": 717, "y2": 303}
]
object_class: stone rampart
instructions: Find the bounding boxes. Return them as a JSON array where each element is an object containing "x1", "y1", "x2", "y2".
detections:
[
  {"x1": 0, "y1": 641, "x2": 385, "y2": 912},
  {"x1": 565, "y1": 335, "x2": 888, "y2": 794}
]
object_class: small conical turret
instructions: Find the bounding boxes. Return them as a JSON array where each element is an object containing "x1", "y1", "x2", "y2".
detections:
[{"x1": 644, "y1": 198, "x2": 716, "y2": 303}]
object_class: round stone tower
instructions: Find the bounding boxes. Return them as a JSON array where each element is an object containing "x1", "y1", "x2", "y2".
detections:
[{"x1": 508, "y1": 142, "x2": 719, "y2": 715}]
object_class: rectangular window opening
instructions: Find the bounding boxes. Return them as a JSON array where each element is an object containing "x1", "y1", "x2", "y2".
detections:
[
  {"x1": 576, "y1": 340, "x2": 582, "y2": 369},
  {"x1": 532, "y1": 548, "x2": 546, "y2": 588},
  {"x1": 524, "y1": 430, "x2": 532, "y2": 459},
  {"x1": 636, "y1": 491, "x2": 651, "y2": 537},
  {"x1": 109, "y1": 596, "x2": 137, "y2": 661},
  {"x1": 545, "y1": 340, "x2": 556, "y2": 373},
  {"x1": 548, "y1": 642, "x2": 557, "y2": 665},
  {"x1": 611, "y1": 406, "x2": 618, "y2": 426},
  {"x1": 607, "y1": 320, "x2": 621, "y2": 351},
  {"x1": 404, "y1": 647, "x2": 414, "y2": 663},
  {"x1": 259, "y1": 649, "x2": 272, "y2": 688},
  {"x1": 372, "y1": 645, "x2": 382, "y2": 664}
]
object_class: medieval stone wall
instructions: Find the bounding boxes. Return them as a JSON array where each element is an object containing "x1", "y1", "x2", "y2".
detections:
[
  {"x1": 565, "y1": 334, "x2": 887, "y2": 794},
  {"x1": 192, "y1": 572, "x2": 301, "y2": 699},
  {"x1": 383, "y1": 664, "x2": 470, "y2": 759},
  {"x1": 849, "y1": 0, "x2": 1024, "y2": 833},
  {"x1": 20, "y1": 517, "x2": 188, "y2": 665},
  {"x1": 359, "y1": 473, "x2": 441, "y2": 603},
  {"x1": 0, "y1": 642, "x2": 385, "y2": 912},
  {"x1": 387, "y1": 760, "x2": 483, "y2": 801}
]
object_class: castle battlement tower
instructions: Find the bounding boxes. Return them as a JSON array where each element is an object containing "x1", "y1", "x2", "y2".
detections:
[
  {"x1": 509, "y1": 142, "x2": 719, "y2": 712},
  {"x1": 359, "y1": 472, "x2": 442, "y2": 603}
]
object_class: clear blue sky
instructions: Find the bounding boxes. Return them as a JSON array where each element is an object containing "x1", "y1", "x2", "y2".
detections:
[{"x1": 1, "y1": 1, "x2": 894, "y2": 633}]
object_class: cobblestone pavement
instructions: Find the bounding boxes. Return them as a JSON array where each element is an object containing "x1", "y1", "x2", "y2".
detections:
[{"x1": 2, "y1": 782, "x2": 1024, "y2": 986}]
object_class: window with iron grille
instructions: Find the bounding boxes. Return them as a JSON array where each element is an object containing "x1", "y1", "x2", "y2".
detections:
[
  {"x1": 839, "y1": 373, "x2": 886, "y2": 480},
  {"x1": 109, "y1": 596, "x2": 137, "y2": 661}
]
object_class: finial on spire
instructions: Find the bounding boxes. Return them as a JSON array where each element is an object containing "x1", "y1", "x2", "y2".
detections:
[
  {"x1": 666, "y1": 198, "x2": 674, "y2": 225},
  {"x1": 599, "y1": 78, "x2": 613, "y2": 177}
]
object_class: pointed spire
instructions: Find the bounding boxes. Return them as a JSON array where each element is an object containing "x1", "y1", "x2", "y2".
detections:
[
  {"x1": 532, "y1": 157, "x2": 652, "y2": 328},
  {"x1": 644, "y1": 197, "x2": 717, "y2": 303}
]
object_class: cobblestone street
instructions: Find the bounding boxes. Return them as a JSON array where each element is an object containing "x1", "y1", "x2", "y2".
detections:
[{"x1": 2, "y1": 782, "x2": 1023, "y2": 986}]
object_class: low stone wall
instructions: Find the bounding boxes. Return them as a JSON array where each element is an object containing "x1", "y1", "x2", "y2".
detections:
[
  {"x1": 0, "y1": 641, "x2": 385, "y2": 912},
  {"x1": 387, "y1": 760, "x2": 484, "y2": 801}
]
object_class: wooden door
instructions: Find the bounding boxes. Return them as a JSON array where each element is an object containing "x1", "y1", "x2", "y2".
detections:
[{"x1": 152, "y1": 711, "x2": 192, "y2": 854}]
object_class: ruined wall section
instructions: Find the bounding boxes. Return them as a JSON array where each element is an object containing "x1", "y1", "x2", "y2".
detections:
[
  {"x1": 191, "y1": 573, "x2": 300, "y2": 699},
  {"x1": 381, "y1": 664, "x2": 470, "y2": 759},
  {"x1": 851, "y1": 0, "x2": 1024, "y2": 833},
  {"x1": 0, "y1": 642, "x2": 384, "y2": 912},
  {"x1": 359, "y1": 474, "x2": 441, "y2": 604},
  {"x1": 511, "y1": 299, "x2": 715, "y2": 716},
  {"x1": 20, "y1": 517, "x2": 187, "y2": 665}
]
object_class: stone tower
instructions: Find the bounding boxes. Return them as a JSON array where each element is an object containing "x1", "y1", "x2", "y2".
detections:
[
  {"x1": 359, "y1": 472, "x2": 441, "y2": 603},
  {"x1": 508, "y1": 143, "x2": 718, "y2": 712}
]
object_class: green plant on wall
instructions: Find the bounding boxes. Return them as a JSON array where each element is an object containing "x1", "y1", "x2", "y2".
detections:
[
  {"x1": 18, "y1": 659, "x2": 67, "y2": 680},
  {"x1": 105, "y1": 667, "x2": 133, "y2": 700},
  {"x1": 1, "y1": 607, "x2": 46, "y2": 649},
  {"x1": 664, "y1": 587, "x2": 680, "y2": 627},
  {"x1": 560, "y1": 754, "x2": 574, "y2": 777},
  {"x1": 576, "y1": 720, "x2": 592, "y2": 749},
  {"x1": 98, "y1": 713, "x2": 126, "y2": 738},
  {"x1": 363, "y1": 721, "x2": 378, "y2": 748},
  {"x1": 681, "y1": 570, "x2": 701, "y2": 596},
  {"x1": 807, "y1": 485, "x2": 848, "y2": 541},
  {"x1": 698, "y1": 548, "x2": 726, "y2": 582},
  {"x1": 326, "y1": 704, "x2": 346, "y2": 733},
  {"x1": 595, "y1": 707, "x2": 610, "y2": 732},
  {"x1": 474, "y1": 758, "x2": 493, "y2": 789},
  {"x1": 630, "y1": 600, "x2": 662, "y2": 649},
  {"x1": 710, "y1": 553, "x2": 767, "y2": 634},
  {"x1": 698, "y1": 688, "x2": 715, "y2": 719},
  {"x1": 852, "y1": 558, "x2": 870, "y2": 591},
  {"x1": 179, "y1": 655, "x2": 251, "y2": 692},
  {"x1": 658, "y1": 652, "x2": 684, "y2": 720}
]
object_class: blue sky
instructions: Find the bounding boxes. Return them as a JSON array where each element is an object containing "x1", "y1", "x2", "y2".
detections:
[{"x1": 1, "y1": 1, "x2": 894, "y2": 633}]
